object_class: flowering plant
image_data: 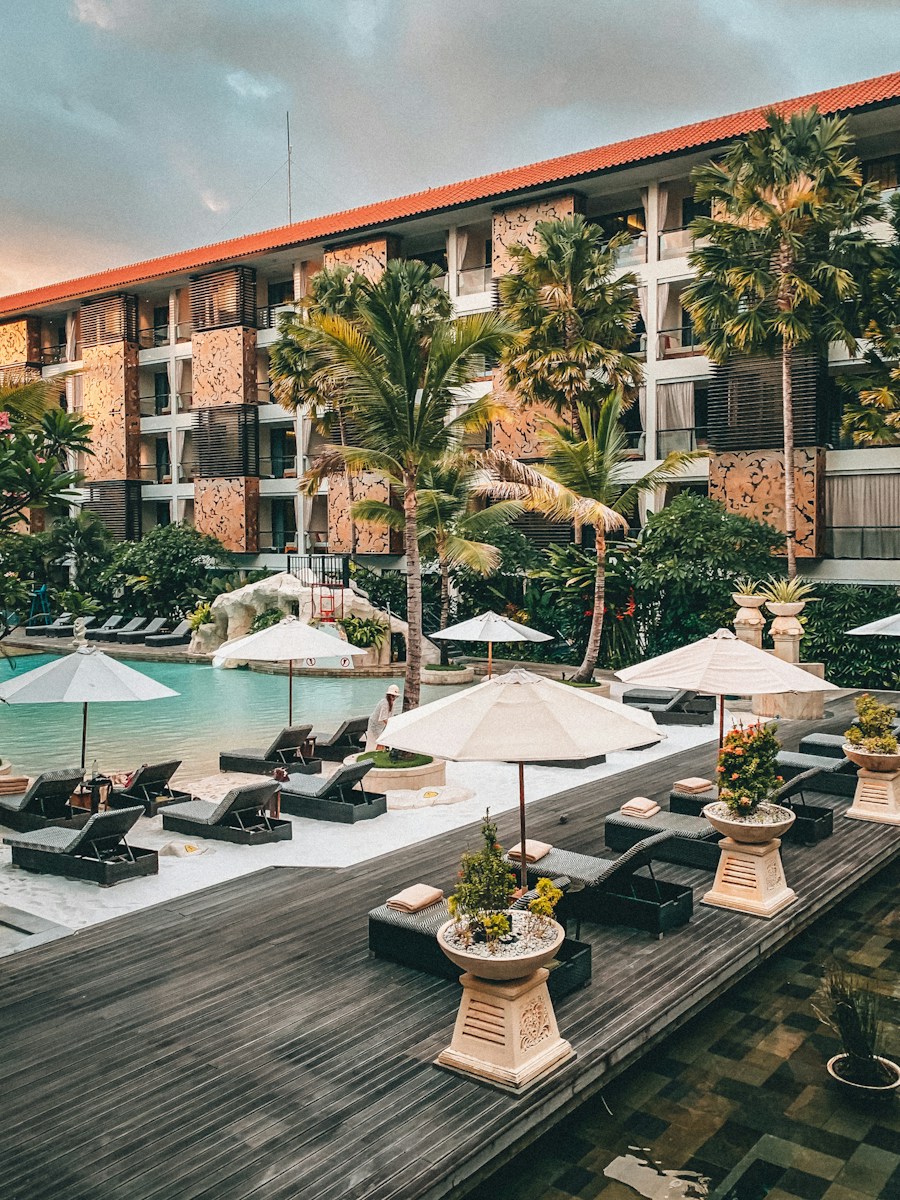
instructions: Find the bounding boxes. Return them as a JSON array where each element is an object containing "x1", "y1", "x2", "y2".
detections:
[
  {"x1": 448, "y1": 813, "x2": 516, "y2": 948},
  {"x1": 716, "y1": 722, "x2": 782, "y2": 816},
  {"x1": 845, "y1": 693, "x2": 899, "y2": 756}
]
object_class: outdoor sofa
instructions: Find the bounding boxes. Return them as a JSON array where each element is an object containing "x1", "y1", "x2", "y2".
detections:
[
  {"x1": 621, "y1": 687, "x2": 716, "y2": 726},
  {"x1": 3, "y1": 806, "x2": 157, "y2": 886},
  {"x1": 162, "y1": 780, "x2": 291, "y2": 844},
  {"x1": 0, "y1": 768, "x2": 85, "y2": 832},
  {"x1": 109, "y1": 760, "x2": 193, "y2": 816},
  {"x1": 279, "y1": 761, "x2": 386, "y2": 823},
  {"x1": 145, "y1": 619, "x2": 192, "y2": 647},
  {"x1": 311, "y1": 716, "x2": 369, "y2": 762},
  {"x1": 115, "y1": 617, "x2": 168, "y2": 644},
  {"x1": 219, "y1": 725, "x2": 320, "y2": 776},
  {"x1": 670, "y1": 768, "x2": 834, "y2": 845}
]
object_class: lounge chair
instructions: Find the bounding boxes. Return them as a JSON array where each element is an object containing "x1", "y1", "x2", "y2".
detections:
[
  {"x1": 605, "y1": 810, "x2": 721, "y2": 869},
  {"x1": 311, "y1": 716, "x2": 369, "y2": 762},
  {"x1": 508, "y1": 833, "x2": 693, "y2": 937},
  {"x1": 367, "y1": 877, "x2": 591, "y2": 1000},
  {"x1": 219, "y1": 725, "x2": 320, "y2": 776},
  {"x1": 670, "y1": 769, "x2": 834, "y2": 845},
  {"x1": 115, "y1": 617, "x2": 168, "y2": 644},
  {"x1": 44, "y1": 615, "x2": 97, "y2": 639},
  {"x1": 99, "y1": 617, "x2": 148, "y2": 643},
  {"x1": 145, "y1": 619, "x2": 192, "y2": 647},
  {"x1": 24, "y1": 612, "x2": 72, "y2": 637},
  {"x1": 86, "y1": 615, "x2": 125, "y2": 641},
  {"x1": 162, "y1": 780, "x2": 291, "y2": 844},
  {"x1": 4, "y1": 807, "x2": 157, "y2": 886},
  {"x1": 108, "y1": 760, "x2": 193, "y2": 816},
  {"x1": 0, "y1": 768, "x2": 85, "y2": 832},
  {"x1": 776, "y1": 748, "x2": 857, "y2": 798},
  {"x1": 622, "y1": 687, "x2": 716, "y2": 726},
  {"x1": 279, "y1": 761, "x2": 386, "y2": 823}
]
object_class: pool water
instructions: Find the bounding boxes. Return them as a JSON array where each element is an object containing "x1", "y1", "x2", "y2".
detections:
[{"x1": 0, "y1": 654, "x2": 460, "y2": 777}]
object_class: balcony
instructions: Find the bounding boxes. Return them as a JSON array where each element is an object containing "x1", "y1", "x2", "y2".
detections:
[
  {"x1": 613, "y1": 233, "x2": 648, "y2": 268},
  {"x1": 139, "y1": 391, "x2": 192, "y2": 417},
  {"x1": 40, "y1": 345, "x2": 73, "y2": 365},
  {"x1": 826, "y1": 526, "x2": 900, "y2": 560},
  {"x1": 259, "y1": 455, "x2": 298, "y2": 480},
  {"x1": 258, "y1": 528, "x2": 299, "y2": 553},
  {"x1": 656, "y1": 426, "x2": 709, "y2": 455},
  {"x1": 657, "y1": 327, "x2": 704, "y2": 359},
  {"x1": 175, "y1": 321, "x2": 193, "y2": 342},
  {"x1": 456, "y1": 266, "x2": 492, "y2": 296},
  {"x1": 622, "y1": 430, "x2": 646, "y2": 460},
  {"x1": 256, "y1": 303, "x2": 295, "y2": 330},
  {"x1": 658, "y1": 227, "x2": 709, "y2": 260},
  {"x1": 140, "y1": 464, "x2": 173, "y2": 485},
  {"x1": 139, "y1": 325, "x2": 171, "y2": 349}
]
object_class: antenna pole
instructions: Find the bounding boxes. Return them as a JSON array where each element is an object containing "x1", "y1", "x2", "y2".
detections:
[{"x1": 286, "y1": 111, "x2": 293, "y2": 223}]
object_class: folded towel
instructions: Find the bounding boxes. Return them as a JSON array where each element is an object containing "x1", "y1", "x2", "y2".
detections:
[
  {"x1": 386, "y1": 884, "x2": 444, "y2": 913},
  {"x1": 507, "y1": 839, "x2": 552, "y2": 863},
  {"x1": 621, "y1": 800, "x2": 661, "y2": 818},
  {"x1": 673, "y1": 776, "x2": 714, "y2": 794},
  {"x1": 0, "y1": 776, "x2": 29, "y2": 796}
]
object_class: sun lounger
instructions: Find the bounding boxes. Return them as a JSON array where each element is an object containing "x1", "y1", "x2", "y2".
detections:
[
  {"x1": 621, "y1": 687, "x2": 716, "y2": 725},
  {"x1": 219, "y1": 725, "x2": 320, "y2": 776},
  {"x1": 0, "y1": 768, "x2": 85, "y2": 832},
  {"x1": 670, "y1": 768, "x2": 834, "y2": 845},
  {"x1": 115, "y1": 617, "x2": 168, "y2": 644},
  {"x1": 776, "y1": 749, "x2": 857, "y2": 798},
  {"x1": 279, "y1": 761, "x2": 386, "y2": 823},
  {"x1": 108, "y1": 760, "x2": 193, "y2": 816},
  {"x1": 25, "y1": 612, "x2": 72, "y2": 637},
  {"x1": 605, "y1": 810, "x2": 720, "y2": 869},
  {"x1": 86, "y1": 614, "x2": 125, "y2": 641},
  {"x1": 145, "y1": 619, "x2": 192, "y2": 647},
  {"x1": 44, "y1": 615, "x2": 97, "y2": 639},
  {"x1": 311, "y1": 716, "x2": 369, "y2": 762},
  {"x1": 507, "y1": 833, "x2": 693, "y2": 937},
  {"x1": 100, "y1": 617, "x2": 148, "y2": 643},
  {"x1": 162, "y1": 780, "x2": 291, "y2": 844},
  {"x1": 3, "y1": 806, "x2": 157, "y2": 886}
]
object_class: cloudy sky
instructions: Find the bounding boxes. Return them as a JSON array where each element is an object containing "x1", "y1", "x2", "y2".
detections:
[{"x1": 2, "y1": 0, "x2": 899, "y2": 296}]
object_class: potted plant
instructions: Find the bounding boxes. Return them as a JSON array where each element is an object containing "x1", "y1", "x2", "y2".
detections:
[
  {"x1": 703, "y1": 723, "x2": 795, "y2": 842},
  {"x1": 760, "y1": 576, "x2": 817, "y2": 618},
  {"x1": 814, "y1": 964, "x2": 900, "y2": 1094},
  {"x1": 731, "y1": 576, "x2": 765, "y2": 609},
  {"x1": 843, "y1": 693, "x2": 900, "y2": 773}
]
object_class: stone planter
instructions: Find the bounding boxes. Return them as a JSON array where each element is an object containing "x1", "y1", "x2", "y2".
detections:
[
  {"x1": 732, "y1": 594, "x2": 766, "y2": 649},
  {"x1": 435, "y1": 914, "x2": 573, "y2": 1091},
  {"x1": 561, "y1": 681, "x2": 612, "y2": 698},
  {"x1": 348, "y1": 753, "x2": 447, "y2": 793},
  {"x1": 842, "y1": 745, "x2": 900, "y2": 773},
  {"x1": 701, "y1": 801, "x2": 797, "y2": 918},
  {"x1": 420, "y1": 665, "x2": 475, "y2": 686},
  {"x1": 0, "y1": 760, "x2": 10, "y2": 776},
  {"x1": 732, "y1": 593, "x2": 766, "y2": 609},
  {"x1": 826, "y1": 1055, "x2": 900, "y2": 1094},
  {"x1": 843, "y1": 745, "x2": 900, "y2": 825},
  {"x1": 765, "y1": 600, "x2": 806, "y2": 618}
]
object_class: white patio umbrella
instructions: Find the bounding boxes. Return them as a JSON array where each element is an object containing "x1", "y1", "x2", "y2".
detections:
[
  {"x1": 0, "y1": 645, "x2": 179, "y2": 769},
  {"x1": 429, "y1": 610, "x2": 553, "y2": 677},
  {"x1": 212, "y1": 616, "x2": 366, "y2": 723},
  {"x1": 617, "y1": 628, "x2": 838, "y2": 745},
  {"x1": 379, "y1": 667, "x2": 662, "y2": 888},
  {"x1": 847, "y1": 612, "x2": 900, "y2": 636}
]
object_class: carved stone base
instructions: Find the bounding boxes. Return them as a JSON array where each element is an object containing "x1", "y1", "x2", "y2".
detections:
[
  {"x1": 846, "y1": 769, "x2": 900, "y2": 825},
  {"x1": 435, "y1": 968, "x2": 574, "y2": 1092},
  {"x1": 702, "y1": 837, "x2": 797, "y2": 918}
]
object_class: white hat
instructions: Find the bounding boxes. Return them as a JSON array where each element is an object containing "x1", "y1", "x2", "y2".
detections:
[{"x1": 386, "y1": 684, "x2": 401, "y2": 696}]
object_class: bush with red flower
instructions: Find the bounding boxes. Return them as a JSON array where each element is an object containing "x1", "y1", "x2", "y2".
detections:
[{"x1": 716, "y1": 723, "x2": 782, "y2": 817}]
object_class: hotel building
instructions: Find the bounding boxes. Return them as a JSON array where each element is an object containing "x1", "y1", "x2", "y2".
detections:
[{"x1": 2, "y1": 71, "x2": 900, "y2": 583}]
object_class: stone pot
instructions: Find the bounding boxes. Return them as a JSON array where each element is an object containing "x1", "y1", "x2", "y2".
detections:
[
  {"x1": 842, "y1": 744, "x2": 900, "y2": 773},
  {"x1": 420, "y1": 665, "x2": 475, "y2": 685},
  {"x1": 732, "y1": 593, "x2": 766, "y2": 609},
  {"x1": 437, "y1": 914, "x2": 565, "y2": 981},
  {"x1": 826, "y1": 1054, "x2": 900, "y2": 1094},
  {"x1": 702, "y1": 801, "x2": 796, "y2": 843},
  {"x1": 765, "y1": 601, "x2": 805, "y2": 618}
]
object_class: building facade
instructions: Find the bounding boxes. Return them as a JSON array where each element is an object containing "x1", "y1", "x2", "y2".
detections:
[{"x1": 2, "y1": 72, "x2": 900, "y2": 581}]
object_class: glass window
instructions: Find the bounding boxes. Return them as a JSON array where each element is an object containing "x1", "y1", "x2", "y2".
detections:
[{"x1": 267, "y1": 280, "x2": 294, "y2": 306}]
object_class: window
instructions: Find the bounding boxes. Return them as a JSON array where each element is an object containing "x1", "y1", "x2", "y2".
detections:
[
  {"x1": 267, "y1": 279, "x2": 294, "y2": 306},
  {"x1": 155, "y1": 436, "x2": 171, "y2": 483},
  {"x1": 681, "y1": 197, "x2": 710, "y2": 226},
  {"x1": 153, "y1": 304, "x2": 169, "y2": 345},
  {"x1": 414, "y1": 248, "x2": 448, "y2": 272},
  {"x1": 156, "y1": 501, "x2": 171, "y2": 527},
  {"x1": 598, "y1": 209, "x2": 646, "y2": 240},
  {"x1": 153, "y1": 371, "x2": 171, "y2": 415},
  {"x1": 271, "y1": 498, "x2": 297, "y2": 552}
]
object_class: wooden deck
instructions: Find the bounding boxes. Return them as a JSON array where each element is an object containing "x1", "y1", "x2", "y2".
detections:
[{"x1": 2, "y1": 695, "x2": 899, "y2": 1200}]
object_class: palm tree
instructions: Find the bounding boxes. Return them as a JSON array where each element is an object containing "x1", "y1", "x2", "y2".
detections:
[
  {"x1": 299, "y1": 259, "x2": 514, "y2": 708},
  {"x1": 682, "y1": 107, "x2": 882, "y2": 576},
  {"x1": 49, "y1": 511, "x2": 114, "y2": 589},
  {"x1": 478, "y1": 393, "x2": 695, "y2": 682}
]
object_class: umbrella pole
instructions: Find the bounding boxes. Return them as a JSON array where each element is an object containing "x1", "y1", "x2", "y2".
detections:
[
  {"x1": 718, "y1": 694, "x2": 725, "y2": 748},
  {"x1": 81, "y1": 702, "x2": 88, "y2": 771},
  {"x1": 487, "y1": 641, "x2": 493, "y2": 679},
  {"x1": 289, "y1": 660, "x2": 294, "y2": 725},
  {"x1": 517, "y1": 761, "x2": 527, "y2": 891}
]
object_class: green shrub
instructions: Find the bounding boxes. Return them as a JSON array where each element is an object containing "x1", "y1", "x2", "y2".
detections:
[
  {"x1": 338, "y1": 613, "x2": 388, "y2": 649},
  {"x1": 845, "y1": 693, "x2": 898, "y2": 754},
  {"x1": 448, "y1": 813, "x2": 516, "y2": 948},
  {"x1": 716, "y1": 722, "x2": 782, "y2": 817},
  {"x1": 188, "y1": 601, "x2": 212, "y2": 631},
  {"x1": 251, "y1": 607, "x2": 284, "y2": 633},
  {"x1": 357, "y1": 750, "x2": 433, "y2": 769},
  {"x1": 799, "y1": 583, "x2": 900, "y2": 689}
]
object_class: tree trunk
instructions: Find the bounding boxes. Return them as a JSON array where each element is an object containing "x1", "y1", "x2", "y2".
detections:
[
  {"x1": 781, "y1": 343, "x2": 797, "y2": 579},
  {"x1": 573, "y1": 527, "x2": 606, "y2": 682},
  {"x1": 402, "y1": 475, "x2": 422, "y2": 710},
  {"x1": 438, "y1": 557, "x2": 451, "y2": 666},
  {"x1": 335, "y1": 408, "x2": 357, "y2": 555}
]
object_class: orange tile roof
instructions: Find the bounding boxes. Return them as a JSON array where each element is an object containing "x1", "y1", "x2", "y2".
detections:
[{"x1": 3, "y1": 69, "x2": 900, "y2": 318}]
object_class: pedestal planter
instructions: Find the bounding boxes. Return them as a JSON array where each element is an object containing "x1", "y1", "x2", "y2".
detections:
[
  {"x1": 826, "y1": 1055, "x2": 900, "y2": 1095},
  {"x1": 732, "y1": 593, "x2": 766, "y2": 650},
  {"x1": 701, "y1": 802, "x2": 797, "y2": 918},
  {"x1": 843, "y1": 746, "x2": 900, "y2": 825},
  {"x1": 435, "y1": 914, "x2": 574, "y2": 1092}
]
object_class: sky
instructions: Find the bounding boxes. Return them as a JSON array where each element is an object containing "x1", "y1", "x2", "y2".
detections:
[{"x1": 2, "y1": 0, "x2": 899, "y2": 297}]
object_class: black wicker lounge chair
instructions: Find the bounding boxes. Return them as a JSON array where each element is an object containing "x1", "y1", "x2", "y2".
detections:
[
  {"x1": 622, "y1": 687, "x2": 716, "y2": 726},
  {"x1": 25, "y1": 612, "x2": 72, "y2": 637},
  {"x1": 508, "y1": 833, "x2": 693, "y2": 936},
  {"x1": 44, "y1": 615, "x2": 97, "y2": 639},
  {"x1": 279, "y1": 761, "x2": 386, "y2": 823},
  {"x1": 162, "y1": 780, "x2": 291, "y2": 844},
  {"x1": 219, "y1": 725, "x2": 319, "y2": 776},
  {"x1": 0, "y1": 768, "x2": 85, "y2": 832},
  {"x1": 97, "y1": 617, "x2": 147, "y2": 643},
  {"x1": 670, "y1": 769, "x2": 834, "y2": 845},
  {"x1": 115, "y1": 617, "x2": 167, "y2": 644},
  {"x1": 145, "y1": 619, "x2": 192, "y2": 647},
  {"x1": 776, "y1": 748, "x2": 857, "y2": 798},
  {"x1": 86, "y1": 615, "x2": 125, "y2": 641},
  {"x1": 108, "y1": 760, "x2": 192, "y2": 816},
  {"x1": 312, "y1": 716, "x2": 369, "y2": 762},
  {"x1": 4, "y1": 807, "x2": 157, "y2": 886},
  {"x1": 605, "y1": 810, "x2": 720, "y2": 869}
]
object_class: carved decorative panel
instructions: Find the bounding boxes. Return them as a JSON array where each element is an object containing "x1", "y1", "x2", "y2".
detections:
[
  {"x1": 191, "y1": 327, "x2": 257, "y2": 407},
  {"x1": 709, "y1": 448, "x2": 825, "y2": 558},
  {"x1": 0, "y1": 318, "x2": 41, "y2": 367},
  {"x1": 323, "y1": 237, "x2": 399, "y2": 282},
  {"x1": 492, "y1": 193, "x2": 580, "y2": 276},
  {"x1": 328, "y1": 469, "x2": 401, "y2": 555},
  {"x1": 489, "y1": 369, "x2": 556, "y2": 458},
  {"x1": 193, "y1": 477, "x2": 259, "y2": 553},
  {"x1": 82, "y1": 342, "x2": 140, "y2": 482}
]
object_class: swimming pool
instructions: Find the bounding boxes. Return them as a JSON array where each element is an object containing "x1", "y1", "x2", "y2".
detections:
[{"x1": 0, "y1": 654, "x2": 465, "y2": 777}]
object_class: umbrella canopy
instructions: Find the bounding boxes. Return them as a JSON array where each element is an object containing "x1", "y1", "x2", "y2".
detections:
[
  {"x1": 429, "y1": 610, "x2": 553, "y2": 676},
  {"x1": 847, "y1": 612, "x2": 900, "y2": 637},
  {"x1": 212, "y1": 616, "x2": 366, "y2": 722},
  {"x1": 0, "y1": 646, "x2": 178, "y2": 768},
  {"x1": 380, "y1": 668, "x2": 661, "y2": 886}
]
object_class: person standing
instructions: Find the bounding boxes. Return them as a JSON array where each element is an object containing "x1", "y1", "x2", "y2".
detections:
[{"x1": 366, "y1": 684, "x2": 400, "y2": 750}]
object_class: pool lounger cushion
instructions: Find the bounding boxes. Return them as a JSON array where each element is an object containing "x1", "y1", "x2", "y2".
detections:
[
  {"x1": 0, "y1": 768, "x2": 86, "y2": 832},
  {"x1": 669, "y1": 769, "x2": 833, "y2": 845},
  {"x1": 605, "y1": 810, "x2": 720, "y2": 870},
  {"x1": 24, "y1": 612, "x2": 72, "y2": 637},
  {"x1": 279, "y1": 761, "x2": 386, "y2": 824},
  {"x1": 4, "y1": 807, "x2": 157, "y2": 886},
  {"x1": 109, "y1": 760, "x2": 193, "y2": 817},
  {"x1": 162, "y1": 781, "x2": 291, "y2": 844},
  {"x1": 86, "y1": 615, "x2": 126, "y2": 641},
  {"x1": 44, "y1": 615, "x2": 97, "y2": 639},
  {"x1": 219, "y1": 725, "x2": 320, "y2": 777}
]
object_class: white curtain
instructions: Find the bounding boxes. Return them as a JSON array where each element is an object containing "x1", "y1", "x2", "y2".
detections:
[
  {"x1": 173, "y1": 358, "x2": 184, "y2": 409},
  {"x1": 828, "y1": 474, "x2": 900, "y2": 527},
  {"x1": 174, "y1": 429, "x2": 186, "y2": 480},
  {"x1": 174, "y1": 498, "x2": 187, "y2": 524},
  {"x1": 456, "y1": 228, "x2": 469, "y2": 270},
  {"x1": 639, "y1": 486, "x2": 667, "y2": 526},
  {"x1": 658, "y1": 186, "x2": 670, "y2": 233},
  {"x1": 657, "y1": 282, "x2": 671, "y2": 335},
  {"x1": 637, "y1": 286, "x2": 648, "y2": 326},
  {"x1": 637, "y1": 385, "x2": 647, "y2": 430},
  {"x1": 65, "y1": 313, "x2": 77, "y2": 361},
  {"x1": 657, "y1": 382, "x2": 695, "y2": 431}
]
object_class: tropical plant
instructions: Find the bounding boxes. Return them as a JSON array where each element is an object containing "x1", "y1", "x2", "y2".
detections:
[
  {"x1": 716, "y1": 722, "x2": 782, "y2": 817},
  {"x1": 683, "y1": 106, "x2": 882, "y2": 577},
  {"x1": 298, "y1": 258, "x2": 514, "y2": 708},
  {"x1": 814, "y1": 964, "x2": 896, "y2": 1087},
  {"x1": 350, "y1": 561, "x2": 408, "y2": 620},
  {"x1": 112, "y1": 524, "x2": 235, "y2": 621},
  {"x1": 250, "y1": 607, "x2": 284, "y2": 633},
  {"x1": 760, "y1": 576, "x2": 818, "y2": 605},
  {"x1": 188, "y1": 601, "x2": 212, "y2": 631},
  {"x1": 523, "y1": 877, "x2": 564, "y2": 941},
  {"x1": 338, "y1": 613, "x2": 388, "y2": 649},
  {"x1": 48, "y1": 512, "x2": 114, "y2": 591},
  {"x1": 800, "y1": 583, "x2": 900, "y2": 689},
  {"x1": 57, "y1": 589, "x2": 100, "y2": 619},
  {"x1": 448, "y1": 813, "x2": 516, "y2": 949},
  {"x1": 478, "y1": 393, "x2": 695, "y2": 680},
  {"x1": 845, "y1": 693, "x2": 899, "y2": 755},
  {"x1": 732, "y1": 576, "x2": 764, "y2": 599}
]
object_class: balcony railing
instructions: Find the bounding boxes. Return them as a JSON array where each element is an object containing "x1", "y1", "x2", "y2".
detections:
[
  {"x1": 138, "y1": 325, "x2": 171, "y2": 349},
  {"x1": 258, "y1": 529, "x2": 300, "y2": 553},
  {"x1": 140, "y1": 464, "x2": 173, "y2": 484},
  {"x1": 256, "y1": 303, "x2": 295, "y2": 330},
  {"x1": 658, "y1": 227, "x2": 710, "y2": 259},
  {"x1": 259, "y1": 455, "x2": 299, "y2": 479},
  {"x1": 175, "y1": 321, "x2": 193, "y2": 342},
  {"x1": 825, "y1": 526, "x2": 900, "y2": 560},
  {"x1": 40, "y1": 345, "x2": 66, "y2": 365},
  {"x1": 613, "y1": 233, "x2": 648, "y2": 267},
  {"x1": 456, "y1": 266, "x2": 492, "y2": 296},
  {"x1": 139, "y1": 391, "x2": 192, "y2": 416},
  {"x1": 622, "y1": 429, "x2": 646, "y2": 460},
  {"x1": 656, "y1": 426, "x2": 709, "y2": 455},
  {"x1": 657, "y1": 327, "x2": 704, "y2": 358},
  {"x1": 288, "y1": 552, "x2": 351, "y2": 584}
]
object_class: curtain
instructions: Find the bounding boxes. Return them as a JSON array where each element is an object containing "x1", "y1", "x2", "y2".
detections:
[
  {"x1": 828, "y1": 474, "x2": 900, "y2": 526},
  {"x1": 639, "y1": 486, "x2": 667, "y2": 526},
  {"x1": 637, "y1": 385, "x2": 647, "y2": 430},
  {"x1": 639, "y1": 187, "x2": 649, "y2": 228},
  {"x1": 174, "y1": 498, "x2": 187, "y2": 524},
  {"x1": 65, "y1": 313, "x2": 77, "y2": 361},
  {"x1": 637, "y1": 286, "x2": 648, "y2": 326},
  {"x1": 174, "y1": 429, "x2": 186, "y2": 481},
  {"x1": 657, "y1": 282, "x2": 671, "y2": 336},
  {"x1": 456, "y1": 228, "x2": 469, "y2": 271},
  {"x1": 657, "y1": 382, "x2": 694, "y2": 431},
  {"x1": 657, "y1": 186, "x2": 670, "y2": 233}
]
